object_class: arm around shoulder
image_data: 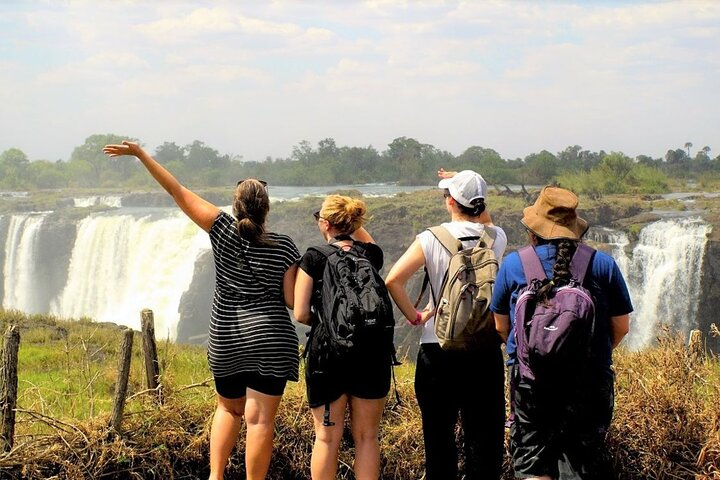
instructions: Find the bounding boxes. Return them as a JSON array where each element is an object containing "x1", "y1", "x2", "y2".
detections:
[{"x1": 351, "y1": 226, "x2": 374, "y2": 243}]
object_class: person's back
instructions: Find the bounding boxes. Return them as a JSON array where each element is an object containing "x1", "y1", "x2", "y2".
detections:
[
  {"x1": 491, "y1": 186, "x2": 632, "y2": 480},
  {"x1": 386, "y1": 170, "x2": 507, "y2": 480},
  {"x1": 294, "y1": 194, "x2": 392, "y2": 480},
  {"x1": 208, "y1": 211, "x2": 300, "y2": 380},
  {"x1": 103, "y1": 142, "x2": 300, "y2": 480}
]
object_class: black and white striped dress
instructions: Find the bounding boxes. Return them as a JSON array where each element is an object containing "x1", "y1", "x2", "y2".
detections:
[{"x1": 207, "y1": 211, "x2": 301, "y2": 381}]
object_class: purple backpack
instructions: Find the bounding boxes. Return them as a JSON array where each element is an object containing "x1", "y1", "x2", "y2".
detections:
[{"x1": 514, "y1": 244, "x2": 596, "y2": 383}]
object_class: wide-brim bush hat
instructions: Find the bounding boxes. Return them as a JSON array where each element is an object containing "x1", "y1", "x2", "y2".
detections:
[
  {"x1": 521, "y1": 186, "x2": 589, "y2": 240},
  {"x1": 437, "y1": 170, "x2": 487, "y2": 208}
]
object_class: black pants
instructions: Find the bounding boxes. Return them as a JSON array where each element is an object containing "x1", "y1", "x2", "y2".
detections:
[{"x1": 415, "y1": 343, "x2": 505, "y2": 480}]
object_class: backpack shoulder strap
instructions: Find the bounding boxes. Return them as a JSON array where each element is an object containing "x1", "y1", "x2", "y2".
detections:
[
  {"x1": 479, "y1": 226, "x2": 496, "y2": 250},
  {"x1": 569, "y1": 243, "x2": 595, "y2": 284},
  {"x1": 518, "y1": 246, "x2": 547, "y2": 283},
  {"x1": 307, "y1": 244, "x2": 340, "y2": 259},
  {"x1": 428, "y1": 226, "x2": 462, "y2": 254}
]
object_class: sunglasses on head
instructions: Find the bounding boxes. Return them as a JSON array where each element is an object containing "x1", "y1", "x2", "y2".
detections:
[
  {"x1": 237, "y1": 179, "x2": 268, "y2": 187},
  {"x1": 313, "y1": 211, "x2": 322, "y2": 221}
]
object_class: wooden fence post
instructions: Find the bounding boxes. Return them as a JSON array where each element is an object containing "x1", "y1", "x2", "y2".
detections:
[
  {"x1": 141, "y1": 309, "x2": 163, "y2": 404},
  {"x1": 110, "y1": 328, "x2": 134, "y2": 433},
  {"x1": 688, "y1": 329, "x2": 704, "y2": 363},
  {"x1": 0, "y1": 325, "x2": 20, "y2": 452}
]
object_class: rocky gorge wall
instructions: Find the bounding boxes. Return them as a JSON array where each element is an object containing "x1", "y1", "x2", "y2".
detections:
[{"x1": 697, "y1": 217, "x2": 720, "y2": 352}]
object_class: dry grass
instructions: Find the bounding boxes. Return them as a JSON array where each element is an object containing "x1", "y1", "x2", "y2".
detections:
[
  {"x1": 0, "y1": 324, "x2": 719, "y2": 479},
  {"x1": 608, "y1": 328, "x2": 720, "y2": 480}
]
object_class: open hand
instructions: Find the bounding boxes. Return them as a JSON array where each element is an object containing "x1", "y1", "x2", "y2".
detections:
[
  {"x1": 102, "y1": 140, "x2": 144, "y2": 158},
  {"x1": 437, "y1": 168, "x2": 457, "y2": 179}
]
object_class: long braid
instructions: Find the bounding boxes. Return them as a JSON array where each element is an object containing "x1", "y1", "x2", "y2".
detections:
[
  {"x1": 535, "y1": 238, "x2": 578, "y2": 301},
  {"x1": 552, "y1": 239, "x2": 577, "y2": 287}
]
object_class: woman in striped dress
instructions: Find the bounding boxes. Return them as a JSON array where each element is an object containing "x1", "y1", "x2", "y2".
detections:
[{"x1": 103, "y1": 141, "x2": 300, "y2": 480}]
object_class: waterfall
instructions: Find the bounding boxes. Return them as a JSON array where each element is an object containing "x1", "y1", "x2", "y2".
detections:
[
  {"x1": 588, "y1": 218, "x2": 711, "y2": 349},
  {"x1": 73, "y1": 196, "x2": 123, "y2": 208},
  {"x1": 49, "y1": 211, "x2": 210, "y2": 339},
  {"x1": 2, "y1": 213, "x2": 48, "y2": 313},
  {"x1": 1, "y1": 206, "x2": 712, "y2": 346}
]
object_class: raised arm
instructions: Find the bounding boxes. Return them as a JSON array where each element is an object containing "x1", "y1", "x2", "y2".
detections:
[
  {"x1": 103, "y1": 141, "x2": 220, "y2": 232},
  {"x1": 351, "y1": 226, "x2": 375, "y2": 243},
  {"x1": 437, "y1": 168, "x2": 457, "y2": 179}
]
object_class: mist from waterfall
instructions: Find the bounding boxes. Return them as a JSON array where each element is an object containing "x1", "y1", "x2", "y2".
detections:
[
  {"x1": 2, "y1": 213, "x2": 48, "y2": 313},
  {"x1": 588, "y1": 218, "x2": 711, "y2": 349},
  {"x1": 48, "y1": 211, "x2": 209, "y2": 339}
]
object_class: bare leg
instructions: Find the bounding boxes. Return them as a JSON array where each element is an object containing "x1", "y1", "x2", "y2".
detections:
[
  {"x1": 244, "y1": 388, "x2": 283, "y2": 480},
  {"x1": 209, "y1": 394, "x2": 246, "y2": 480},
  {"x1": 349, "y1": 396, "x2": 386, "y2": 480},
  {"x1": 310, "y1": 395, "x2": 349, "y2": 480}
]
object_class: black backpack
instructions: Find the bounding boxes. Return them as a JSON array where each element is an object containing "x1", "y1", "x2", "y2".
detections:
[{"x1": 305, "y1": 239, "x2": 397, "y2": 425}]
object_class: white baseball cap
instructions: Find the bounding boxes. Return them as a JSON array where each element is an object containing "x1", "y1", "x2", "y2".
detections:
[{"x1": 437, "y1": 170, "x2": 487, "y2": 208}]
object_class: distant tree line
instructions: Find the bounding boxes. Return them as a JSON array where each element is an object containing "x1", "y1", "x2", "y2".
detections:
[{"x1": 1, "y1": 134, "x2": 718, "y2": 195}]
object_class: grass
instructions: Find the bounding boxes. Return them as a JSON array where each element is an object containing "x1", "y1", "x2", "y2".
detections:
[{"x1": 1, "y1": 312, "x2": 720, "y2": 479}]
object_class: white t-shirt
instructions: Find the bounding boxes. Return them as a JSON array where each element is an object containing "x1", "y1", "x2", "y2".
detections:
[{"x1": 416, "y1": 221, "x2": 508, "y2": 344}]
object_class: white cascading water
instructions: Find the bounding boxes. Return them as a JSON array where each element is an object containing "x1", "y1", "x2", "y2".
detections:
[
  {"x1": 73, "y1": 196, "x2": 123, "y2": 208},
  {"x1": 1, "y1": 207, "x2": 711, "y2": 346},
  {"x1": 49, "y1": 211, "x2": 210, "y2": 340},
  {"x1": 2, "y1": 213, "x2": 48, "y2": 313},
  {"x1": 588, "y1": 218, "x2": 711, "y2": 349}
]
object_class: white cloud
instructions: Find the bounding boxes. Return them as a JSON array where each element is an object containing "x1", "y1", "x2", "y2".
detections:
[{"x1": 1, "y1": 1, "x2": 718, "y2": 162}]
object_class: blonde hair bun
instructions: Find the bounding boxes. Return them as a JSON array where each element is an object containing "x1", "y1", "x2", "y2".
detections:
[{"x1": 321, "y1": 194, "x2": 367, "y2": 234}]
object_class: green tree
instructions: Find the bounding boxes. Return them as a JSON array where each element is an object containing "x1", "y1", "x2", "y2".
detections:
[
  {"x1": 0, "y1": 148, "x2": 30, "y2": 188},
  {"x1": 684, "y1": 141, "x2": 693, "y2": 158},
  {"x1": 385, "y1": 137, "x2": 424, "y2": 184},
  {"x1": 26, "y1": 160, "x2": 67, "y2": 189},
  {"x1": 597, "y1": 152, "x2": 634, "y2": 192},
  {"x1": 557, "y1": 145, "x2": 584, "y2": 171},
  {"x1": 69, "y1": 134, "x2": 135, "y2": 186},
  {"x1": 523, "y1": 150, "x2": 559, "y2": 184},
  {"x1": 457, "y1": 146, "x2": 513, "y2": 185},
  {"x1": 154, "y1": 142, "x2": 185, "y2": 165},
  {"x1": 184, "y1": 140, "x2": 230, "y2": 171}
]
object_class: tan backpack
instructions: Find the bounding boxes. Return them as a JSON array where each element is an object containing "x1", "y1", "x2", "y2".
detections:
[{"x1": 417, "y1": 225, "x2": 500, "y2": 350}]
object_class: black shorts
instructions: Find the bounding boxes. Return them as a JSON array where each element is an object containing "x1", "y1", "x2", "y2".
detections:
[
  {"x1": 305, "y1": 349, "x2": 391, "y2": 408},
  {"x1": 214, "y1": 371, "x2": 287, "y2": 399},
  {"x1": 510, "y1": 364, "x2": 615, "y2": 480}
]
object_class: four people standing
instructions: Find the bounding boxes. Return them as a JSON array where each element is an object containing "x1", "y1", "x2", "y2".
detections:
[{"x1": 104, "y1": 140, "x2": 632, "y2": 480}]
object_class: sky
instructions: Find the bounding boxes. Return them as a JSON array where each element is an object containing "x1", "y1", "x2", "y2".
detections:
[{"x1": 1, "y1": 0, "x2": 718, "y2": 163}]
